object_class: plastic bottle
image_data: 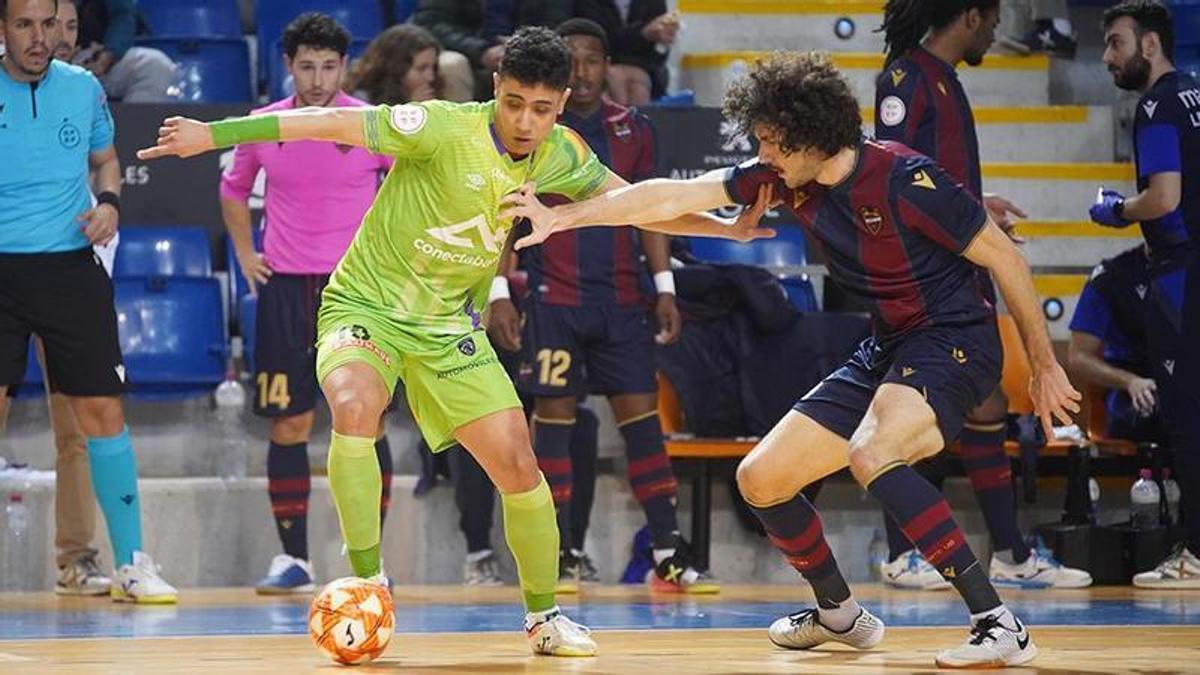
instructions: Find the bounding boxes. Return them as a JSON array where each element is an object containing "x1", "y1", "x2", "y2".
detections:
[
  {"x1": 1130, "y1": 469, "x2": 1161, "y2": 529},
  {"x1": 214, "y1": 371, "x2": 248, "y2": 481},
  {"x1": 3, "y1": 485, "x2": 31, "y2": 590},
  {"x1": 866, "y1": 527, "x2": 888, "y2": 581},
  {"x1": 1163, "y1": 468, "x2": 1181, "y2": 526},
  {"x1": 1089, "y1": 477, "x2": 1101, "y2": 524}
]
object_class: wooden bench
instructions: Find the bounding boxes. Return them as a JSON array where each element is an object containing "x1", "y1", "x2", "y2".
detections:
[{"x1": 659, "y1": 315, "x2": 1143, "y2": 568}]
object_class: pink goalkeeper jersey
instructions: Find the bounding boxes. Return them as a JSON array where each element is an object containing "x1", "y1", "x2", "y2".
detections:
[{"x1": 219, "y1": 92, "x2": 392, "y2": 274}]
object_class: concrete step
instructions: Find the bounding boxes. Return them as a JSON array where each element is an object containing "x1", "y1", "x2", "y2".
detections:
[
  {"x1": 680, "y1": 52, "x2": 1051, "y2": 107},
  {"x1": 861, "y1": 106, "x2": 1116, "y2": 163},
  {"x1": 980, "y1": 162, "x2": 1134, "y2": 222},
  {"x1": 675, "y1": 0, "x2": 886, "y2": 54}
]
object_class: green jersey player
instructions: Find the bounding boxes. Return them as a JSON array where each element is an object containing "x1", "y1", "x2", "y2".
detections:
[{"x1": 138, "y1": 27, "x2": 770, "y2": 657}]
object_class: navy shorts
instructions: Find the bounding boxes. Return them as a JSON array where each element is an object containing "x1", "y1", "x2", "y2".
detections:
[
  {"x1": 794, "y1": 321, "x2": 1002, "y2": 446},
  {"x1": 0, "y1": 248, "x2": 126, "y2": 397},
  {"x1": 518, "y1": 301, "x2": 657, "y2": 398},
  {"x1": 253, "y1": 273, "x2": 328, "y2": 417}
]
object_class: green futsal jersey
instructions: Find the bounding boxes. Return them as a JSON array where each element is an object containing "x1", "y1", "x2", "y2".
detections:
[{"x1": 322, "y1": 100, "x2": 610, "y2": 336}]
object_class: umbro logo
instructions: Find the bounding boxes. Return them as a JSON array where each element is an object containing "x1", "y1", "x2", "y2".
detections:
[{"x1": 1143, "y1": 100, "x2": 1159, "y2": 119}]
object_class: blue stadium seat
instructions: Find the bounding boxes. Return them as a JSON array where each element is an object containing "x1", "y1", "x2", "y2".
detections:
[
  {"x1": 115, "y1": 277, "x2": 228, "y2": 398},
  {"x1": 780, "y1": 276, "x2": 819, "y2": 312},
  {"x1": 1172, "y1": 3, "x2": 1200, "y2": 64},
  {"x1": 140, "y1": 0, "x2": 242, "y2": 38},
  {"x1": 138, "y1": 37, "x2": 253, "y2": 103},
  {"x1": 394, "y1": 0, "x2": 417, "y2": 23},
  {"x1": 12, "y1": 340, "x2": 44, "y2": 398},
  {"x1": 239, "y1": 293, "x2": 257, "y2": 376},
  {"x1": 686, "y1": 226, "x2": 807, "y2": 267},
  {"x1": 114, "y1": 226, "x2": 213, "y2": 278},
  {"x1": 256, "y1": 0, "x2": 384, "y2": 83},
  {"x1": 267, "y1": 37, "x2": 370, "y2": 102},
  {"x1": 225, "y1": 227, "x2": 262, "y2": 331}
]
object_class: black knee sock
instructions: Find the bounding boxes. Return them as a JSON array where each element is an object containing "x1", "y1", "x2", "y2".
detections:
[
  {"x1": 619, "y1": 413, "x2": 680, "y2": 549},
  {"x1": 267, "y1": 441, "x2": 310, "y2": 560},
  {"x1": 568, "y1": 407, "x2": 599, "y2": 551},
  {"x1": 375, "y1": 436, "x2": 393, "y2": 527}
]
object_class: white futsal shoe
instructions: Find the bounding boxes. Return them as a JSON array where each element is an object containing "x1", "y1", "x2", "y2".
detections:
[
  {"x1": 525, "y1": 608, "x2": 597, "y2": 656},
  {"x1": 768, "y1": 607, "x2": 885, "y2": 650},
  {"x1": 880, "y1": 549, "x2": 951, "y2": 590},
  {"x1": 112, "y1": 551, "x2": 178, "y2": 604},
  {"x1": 1133, "y1": 545, "x2": 1200, "y2": 589},
  {"x1": 935, "y1": 609, "x2": 1038, "y2": 668}
]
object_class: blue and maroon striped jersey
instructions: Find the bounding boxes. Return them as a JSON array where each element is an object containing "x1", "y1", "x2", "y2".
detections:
[
  {"x1": 874, "y1": 47, "x2": 982, "y2": 199},
  {"x1": 724, "y1": 138, "x2": 994, "y2": 343},
  {"x1": 519, "y1": 101, "x2": 657, "y2": 306}
]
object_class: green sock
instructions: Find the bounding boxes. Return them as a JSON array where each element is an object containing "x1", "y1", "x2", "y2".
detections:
[
  {"x1": 328, "y1": 431, "x2": 382, "y2": 578},
  {"x1": 501, "y1": 473, "x2": 559, "y2": 613}
]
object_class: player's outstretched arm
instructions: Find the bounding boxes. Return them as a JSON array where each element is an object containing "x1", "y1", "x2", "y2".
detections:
[
  {"x1": 503, "y1": 169, "x2": 774, "y2": 249},
  {"x1": 137, "y1": 108, "x2": 367, "y2": 160},
  {"x1": 963, "y1": 219, "x2": 1082, "y2": 437}
]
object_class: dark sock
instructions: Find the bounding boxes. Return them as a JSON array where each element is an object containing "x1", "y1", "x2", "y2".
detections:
[
  {"x1": 883, "y1": 513, "x2": 912, "y2": 561},
  {"x1": 533, "y1": 414, "x2": 576, "y2": 547},
  {"x1": 569, "y1": 407, "x2": 599, "y2": 551},
  {"x1": 620, "y1": 413, "x2": 680, "y2": 549},
  {"x1": 961, "y1": 425, "x2": 1029, "y2": 563},
  {"x1": 375, "y1": 436, "x2": 393, "y2": 527},
  {"x1": 267, "y1": 441, "x2": 310, "y2": 560},
  {"x1": 868, "y1": 463, "x2": 1001, "y2": 614},
  {"x1": 749, "y1": 493, "x2": 853, "y2": 610}
]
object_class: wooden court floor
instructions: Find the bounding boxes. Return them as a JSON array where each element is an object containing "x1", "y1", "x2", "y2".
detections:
[{"x1": 1, "y1": 585, "x2": 1197, "y2": 673}]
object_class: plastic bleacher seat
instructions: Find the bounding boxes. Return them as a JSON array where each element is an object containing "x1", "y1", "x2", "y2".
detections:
[
  {"x1": 114, "y1": 226, "x2": 213, "y2": 279},
  {"x1": 13, "y1": 341, "x2": 44, "y2": 398},
  {"x1": 780, "y1": 276, "x2": 819, "y2": 312},
  {"x1": 225, "y1": 227, "x2": 262, "y2": 330},
  {"x1": 140, "y1": 0, "x2": 242, "y2": 38},
  {"x1": 256, "y1": 0, "x2": 383, "y2": 82},
  {"x1": 240, "y1": 293, "x2": 257, "y2": 375},
  {"x1": 686, "y1": 226, "x2": 807, "y2": 267},
  {"x1": 394, "y1": 0, "x2": 417, "y2": 23},
  {"x1": 114, "y1": 277, "x2": 227, "y2": 398},
  {"x1": 267, "y1": 37, "x2": 370, "y2": 102},
  {"x1": 137, "y1": 37, "x2": 252, "y2": 103}
]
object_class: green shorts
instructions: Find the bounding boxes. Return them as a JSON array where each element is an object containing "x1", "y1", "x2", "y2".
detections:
[{"x1": 315, "y1": 305, "x2": 522, "y2": 452}]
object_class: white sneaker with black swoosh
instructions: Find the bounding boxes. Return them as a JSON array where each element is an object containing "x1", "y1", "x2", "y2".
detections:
[{"x1": 935, "y1": 609, "x2": 1037, "y2": 668}]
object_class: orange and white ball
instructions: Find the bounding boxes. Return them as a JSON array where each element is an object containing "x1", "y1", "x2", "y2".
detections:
[{"x1": 308, "y1": 577, "x2": 395, "y2": 665}]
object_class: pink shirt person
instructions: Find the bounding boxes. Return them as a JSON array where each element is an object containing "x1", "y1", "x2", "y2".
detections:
[{"x1": 219, "y1": 92, "x2": 392, "y2": 275}]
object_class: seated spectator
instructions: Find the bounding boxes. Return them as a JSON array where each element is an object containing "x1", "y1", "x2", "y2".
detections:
[
  {"x1": 997, "y1": 0, "x2": 1077, "y2": 58},
  {"x1": 413, "y1": 0, "x2": 570, "y2": 100},
  {"x1": 346, "y1": 24, "x2": 443, "y2": 104},
  {"x1": 1068, "y1": 244, "x2": 1166, "y2": 443},
  {"x1": 573, "y1": 0, "x2": 677, "y2": 105},
  {"x1": 74, "y1": 0, "x2": 177, "y2": 102}
]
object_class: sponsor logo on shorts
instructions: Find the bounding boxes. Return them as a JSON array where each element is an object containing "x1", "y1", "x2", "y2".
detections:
[
  {"x1": 436, "y1": 356, "x2": 499, "y2": 379},
  {"x1": 951, "y1": 347, "x2": 968, "y2": 364},
  {"x1": 901, "y1": 366, "x2": 915, "y2": 378},
  {"x1": 458, "y1": 337, "x2": 476, "y2": 356},
  {"x1": 330, "y1": 325, "x2": 392, "y2": 366}
]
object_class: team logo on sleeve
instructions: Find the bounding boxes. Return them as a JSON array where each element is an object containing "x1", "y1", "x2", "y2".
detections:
[
  {"x1": 390, "y1": 104, "x2": 427, "y2": 134},
  {"x1": 879, "y1": 96, "x2": 907, "y2": 127},
  {"x1": 858, "y1": 206, "x2": 884, "y2": 235}
]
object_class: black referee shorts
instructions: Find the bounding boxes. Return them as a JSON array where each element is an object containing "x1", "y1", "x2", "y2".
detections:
[{"x1": 0, "y1": 248, "x2": 126, "y2": 396}]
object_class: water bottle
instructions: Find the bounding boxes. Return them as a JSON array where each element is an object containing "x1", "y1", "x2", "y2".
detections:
[
  {"x1": 1163, "y1": 469, "x2": 1181, "y2": 526},
  {"x1": 1088, "y1": 478, "x2": 1101, "y2": 524},
  {"x1": 214, "y1": 371, "x2": 248, "y2": 481},
  {"x1": 3, "y1": 488, "x2": 31, "y2": 590},
  {"x1": 1130, "y1": 469, "x2": 1161, "y2": 529},
  {"x1": 866, "y1": 527, "x2": 888, "y2": 581}
]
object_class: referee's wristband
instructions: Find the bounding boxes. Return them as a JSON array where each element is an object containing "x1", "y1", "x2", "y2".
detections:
[
  {"x1": 653, "y1": 270, "x2": 676, "y2": 295},
  {"x1": 488, "y1": 276, "x2": 511, "y2": 303},
  {"x1": 96, "y1": 191, "x2": 120, "y2": 214},
  {"x1": 209, "y1": 115, "x2": 282, "y2": 148}
]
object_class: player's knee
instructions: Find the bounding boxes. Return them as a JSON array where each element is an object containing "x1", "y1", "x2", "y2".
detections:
[
  {"x1": 736, "y1": 454, "x2": 787, "y2": 506},
  {"x1": 847, "y1": 436, "x2": 896, "y2": 486},
  {"x1": 328, "y1": 391, "x2": 384, "y2": 437},
  {"x1": 70, "y1": 396, "x2": 125, "y2": 437},
  {"x1": 492, "y1": 444, "x2": 542, "y2": 494}
]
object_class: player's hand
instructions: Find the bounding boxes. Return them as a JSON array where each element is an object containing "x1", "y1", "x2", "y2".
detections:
[
  {"x1": 725, "y1": 184, "x2": 777, "y2": 242},
  {"x1": 504, "y1": 183, "x2": 559, "y2": 251},
  {"x1": 983, "y1": 193, "x2": 1027, "y2": 244},
  {"x1": 654, "y1": 293, "x2": 682, "y2": 345},
  {"x1": 487, "y1": 298, "x2": 522, "y2": 352},
  {"x1": 1029, "y1": 361, "x2": 1082, "y2": 439},
  {"x1": 78, "y1": 203, "x2": 118, "y2": 246},
  {"x1": 1089, "y1": 188, "x2": 1129, "y2": 227},
  {"x1": 137, "y1": 117, "x2": 216, "y2": 160},
  {"x1": 1126, "y1": 376, "x2": 1158, "y2": 416},
  {"x1": 237, "y1": 250, "x2": 273, "y2": 294}
]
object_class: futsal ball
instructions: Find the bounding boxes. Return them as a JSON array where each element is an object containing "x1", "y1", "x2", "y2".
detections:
[{"x1": 309, "y1": 576, "x2": 395, "y2": 665}]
